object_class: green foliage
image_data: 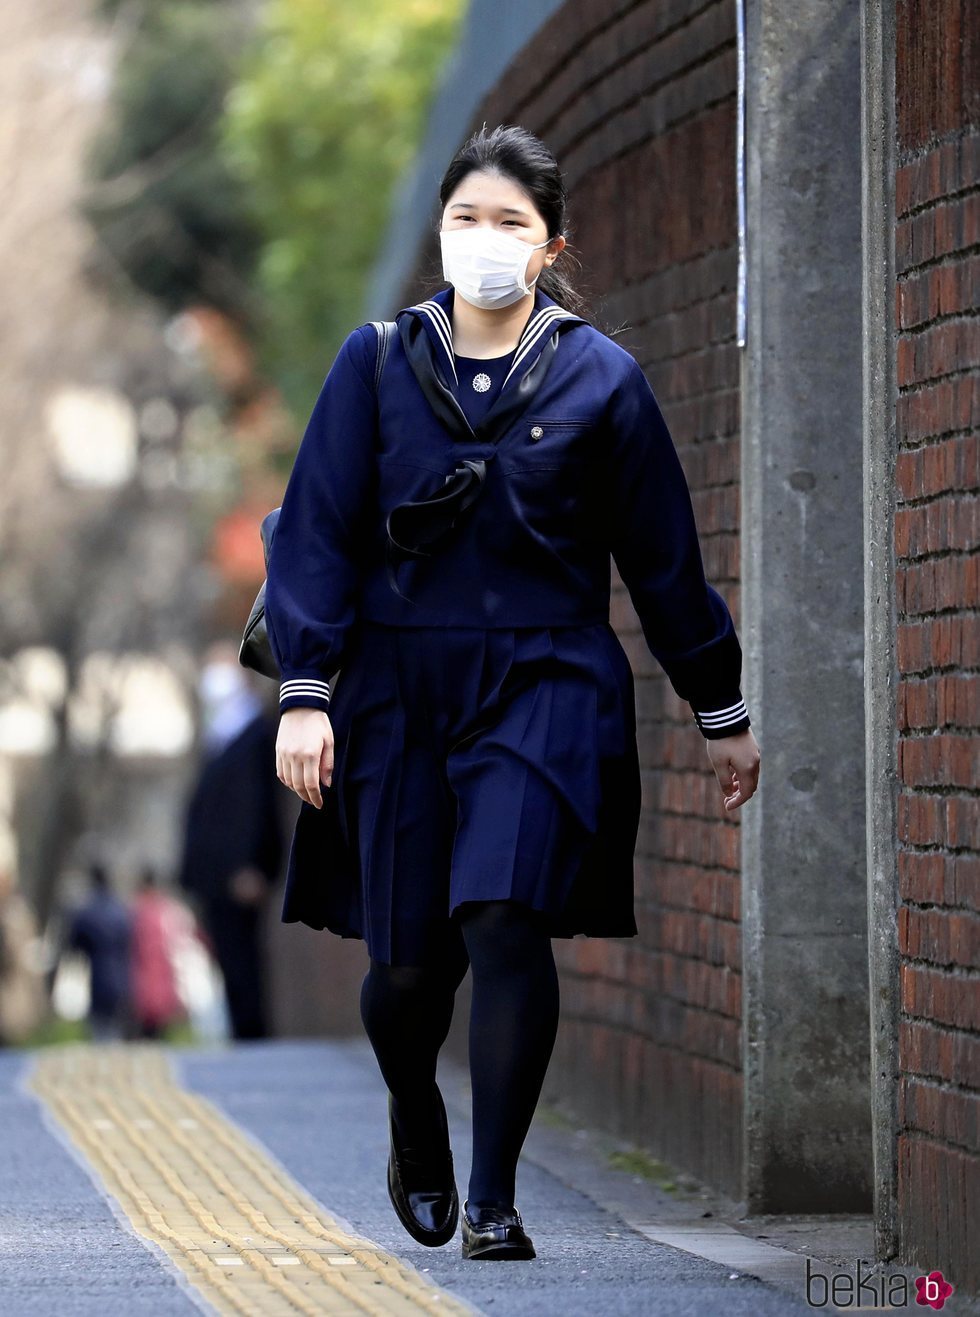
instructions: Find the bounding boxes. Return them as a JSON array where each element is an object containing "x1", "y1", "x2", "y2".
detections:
[
  {"x1": 83, "y1": 1, "x2": 262, "y2": 322},
  {"x1": 220, "y1": 0, "x2": 464, "y2": 412},
  {"x1": 18, "y1": 1014, "x2": 89, "y2": 1048},
  {"x1": 84, "y1": 0, "x2": 462, "y2": 418}
]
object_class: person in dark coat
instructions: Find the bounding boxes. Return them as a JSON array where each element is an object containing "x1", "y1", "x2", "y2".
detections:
[
  {"x1": 65, "y1": 862, "x2": 133, "y2": 1042},
  {"x1": 263, "y1": 125, "x2": 761, "y2": 1258},
  {"x1": 177, "y1": 641, "x2": 284, "y2": 1041}
]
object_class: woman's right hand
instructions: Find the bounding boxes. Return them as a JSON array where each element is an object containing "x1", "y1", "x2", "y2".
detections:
[{"x1": 276, "y1": 708, "x2": 334, "y2": 809}]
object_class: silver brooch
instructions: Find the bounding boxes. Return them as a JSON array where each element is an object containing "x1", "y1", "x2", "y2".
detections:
[{"x1": 472, "y1": 373, "x2": 492, "y2": 393}]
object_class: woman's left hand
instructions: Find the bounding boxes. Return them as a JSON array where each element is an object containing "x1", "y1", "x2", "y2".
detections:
[{"x1": 706, "y1": 728, "x2": 760, "y2": 813}]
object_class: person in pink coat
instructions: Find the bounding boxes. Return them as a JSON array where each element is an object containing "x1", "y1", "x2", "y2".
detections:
[{"x1": 130, "y1": 866, "x2": 189, "y2": 1040}]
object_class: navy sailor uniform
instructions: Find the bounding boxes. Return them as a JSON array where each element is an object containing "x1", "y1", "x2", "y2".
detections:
[{"x1": 264, "y1": 284, "x2": 751, "y2": 964}]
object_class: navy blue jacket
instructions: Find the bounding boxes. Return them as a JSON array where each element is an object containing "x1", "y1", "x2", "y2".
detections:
[
  {"x1": 177, "y1": 713, "x2": 284, "y2": 903},
  {"x1": 67, "y1": 893, "x2": 132, "y2": 1018},
  {"x1": 264, "y1": 285, "x2": 751, "y2": 739}
]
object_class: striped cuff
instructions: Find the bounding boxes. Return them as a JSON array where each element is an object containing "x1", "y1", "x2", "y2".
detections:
[
  {"x1": 692, "y1": 698, "x2": 751, "y2": 740},
  {"x1": 279, "y1": 676, "x2": 332, "y2": 715}
]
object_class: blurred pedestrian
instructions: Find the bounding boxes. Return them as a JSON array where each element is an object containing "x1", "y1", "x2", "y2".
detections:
[
  {"x1": 264, "y1": 123, "x2": 761, "y2": 1259},
  {"x1": 177, "y1": 641, "x2": 284, "y2": 1041},
  {"x1": 65, "y1": 862, "x2": 132, "y2": 1042},
  {"x1": 130, "y1": 865, "x2": 189, "y2": 1040}
]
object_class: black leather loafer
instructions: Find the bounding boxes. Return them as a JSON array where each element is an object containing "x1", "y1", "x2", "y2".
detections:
[
  {"x1": 460, "y1": 1199, "x2": 536, "y2": 1260},
  {"x1": 386, "y1": 1091, "x2": 459, "y2": 1247}
]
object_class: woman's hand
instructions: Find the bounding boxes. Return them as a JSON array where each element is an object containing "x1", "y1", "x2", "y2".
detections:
[
  {"x1": 706, "y1": 727, "x2": 760, "y2": 813},
  {"x1": 228, "y1": 866, "x2": 268, "y2": 906},
  {"x1": 276, "y1": 708, "x2": 334, "y2": 809}
]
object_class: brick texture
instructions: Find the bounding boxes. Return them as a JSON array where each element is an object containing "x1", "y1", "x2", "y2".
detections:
[
  {"x1": 895, "y1": 0, "x2": 980, "y2": 1293},
  {"x1": 399, "y1": 0, "x2": 745, "y2": 1199}
]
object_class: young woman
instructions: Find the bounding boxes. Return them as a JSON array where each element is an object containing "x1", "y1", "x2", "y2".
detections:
[{"x1": 265, "y1": 124, "x2": 761, "y2": 1261}]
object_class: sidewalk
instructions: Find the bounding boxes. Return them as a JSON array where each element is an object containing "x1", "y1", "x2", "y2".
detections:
[{"x1": 2, "y1": 1039, "x2": 974, "y2": 1315}]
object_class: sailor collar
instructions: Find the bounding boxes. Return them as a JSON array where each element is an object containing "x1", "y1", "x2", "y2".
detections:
[{"x1": 395, "y1": 284, "x2": 587, "y2": 445}]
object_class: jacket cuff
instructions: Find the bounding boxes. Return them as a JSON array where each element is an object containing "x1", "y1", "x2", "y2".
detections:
[
  {"x1": 691, "y1": 697, "x2": 751, "y2": 740},
  {"x1": 279, "y1": 674, "x2": 332, "y2": 715}
]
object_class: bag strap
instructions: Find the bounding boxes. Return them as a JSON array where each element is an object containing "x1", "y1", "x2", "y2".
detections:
[{"x1": 369, "y1": 320, "x2": 397, "y2": 392}]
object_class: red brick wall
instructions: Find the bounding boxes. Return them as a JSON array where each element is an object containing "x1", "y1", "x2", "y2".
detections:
[
  {"x1": 400, "y1": 0, "x2": 745, "y2": 1195},
  {"x1": 894, "y1": 0, "x2": 980, "y2": 1293}
]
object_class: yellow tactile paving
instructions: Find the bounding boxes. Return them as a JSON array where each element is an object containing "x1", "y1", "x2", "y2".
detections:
[{"x1": 28, "y1": 1045, "x2": 475, "y2": 1317}]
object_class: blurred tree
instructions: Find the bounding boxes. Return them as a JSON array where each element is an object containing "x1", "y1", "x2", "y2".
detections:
[
  {"x1": 83, "y1": 0, "x2": 463, "y2": 419},
  {"x1": 81, "y1": 0, "x2": 262, "y2": 327},
  {"x1": 220, "y1": 0, "x2": 463, "y2": 413}
]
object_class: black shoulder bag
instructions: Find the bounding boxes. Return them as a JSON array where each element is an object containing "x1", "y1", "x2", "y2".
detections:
[{"x1": 238, "y1": 321, "x2": 396, "y2": 678}]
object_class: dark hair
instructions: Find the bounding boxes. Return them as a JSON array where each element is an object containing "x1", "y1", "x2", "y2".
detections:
[
  {"x1": 139, "y1": 863, "x2": 159, "y2": 889},
  {"x1": 436, "y1": 123, "x2": 589, "y2": 318},
  {"x1": 89, "y1": 861, "x2": 111, "y2": 891}
]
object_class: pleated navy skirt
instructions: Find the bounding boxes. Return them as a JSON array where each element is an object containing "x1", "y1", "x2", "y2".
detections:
[{"x1": 280, "y1": 620, "x2": 642, "y2": 965}]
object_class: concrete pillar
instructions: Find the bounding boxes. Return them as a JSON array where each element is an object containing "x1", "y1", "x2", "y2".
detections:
[
  {"x1": 740, "y1": 0, "x2": 873, "y2": 1211},
  {"x1": 861, "y1": 0, "x2": 900, "y2": 1263}
]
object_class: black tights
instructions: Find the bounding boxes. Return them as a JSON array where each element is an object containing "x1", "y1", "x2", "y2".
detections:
[{"x1": 359, "y1": 900, "x2": 560, "y2": 1211}]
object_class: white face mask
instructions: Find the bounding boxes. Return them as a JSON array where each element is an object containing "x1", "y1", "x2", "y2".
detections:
[{"x1": 439, "y1": 226, "x2": 552, "y2": 310}]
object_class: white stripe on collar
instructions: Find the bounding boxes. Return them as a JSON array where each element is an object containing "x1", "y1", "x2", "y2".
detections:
[
  {"x1": 407, "y1": 297, "x2": 579, "y2": 388},
  {"x1": 414, "y1": 300, "x2": 458, "y2": 383},
  {"x1": 503, "y1": 306, "x2": 577, "y2": 385}
]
